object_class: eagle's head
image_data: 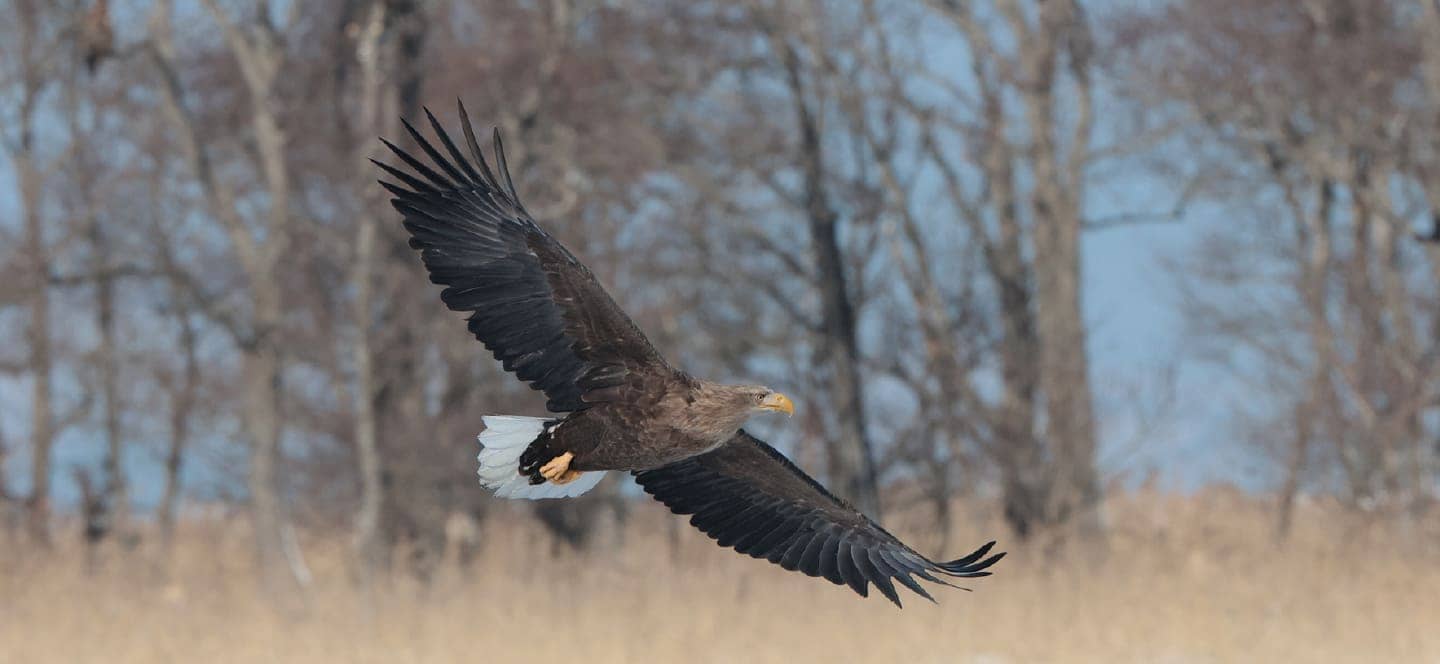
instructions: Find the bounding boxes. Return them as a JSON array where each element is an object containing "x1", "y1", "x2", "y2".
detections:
[
  {"x1": 685, "y1": 382, "x2": 796, "y2": 441},
  {"x1": 735, "y1": 385, "x2": 795, "y2": 416}
]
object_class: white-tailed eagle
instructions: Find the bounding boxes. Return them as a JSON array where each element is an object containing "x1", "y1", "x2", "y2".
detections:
[{"x1": 374, "y1": 103, "x2": 1004, "y2": 606}]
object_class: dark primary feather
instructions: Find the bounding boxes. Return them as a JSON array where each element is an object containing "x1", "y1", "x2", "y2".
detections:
[
  {"x1": 375, "y1": 102, "x2": 670, "y2": 412},
  {"x1": 635, "y1": 431, "x2": 1005, "y2": 607}
]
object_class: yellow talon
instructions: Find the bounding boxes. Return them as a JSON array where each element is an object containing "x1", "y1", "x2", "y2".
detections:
[{"x1": 539, "y1": 452, "x2": 581, "y2": 484}]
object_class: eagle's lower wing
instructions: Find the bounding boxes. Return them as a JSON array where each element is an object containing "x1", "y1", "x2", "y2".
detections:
[
  {"x1": 376, "y1": 103, "x2": 670, "y2": 412},
  {"x1": 634, "y1": 431, "x2": 1004, "y2": 607}
]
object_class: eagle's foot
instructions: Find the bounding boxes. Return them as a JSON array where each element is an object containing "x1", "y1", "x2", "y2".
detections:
[{"x1": 539, "y1": 451, "x2": 581, "y2": 485}]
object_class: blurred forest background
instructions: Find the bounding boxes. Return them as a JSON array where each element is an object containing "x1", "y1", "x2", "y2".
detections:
[{"x1": 3, "y1": 0, "x2": 1440, "y2": 661}]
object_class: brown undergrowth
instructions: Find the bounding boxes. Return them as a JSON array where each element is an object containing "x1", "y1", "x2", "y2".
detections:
[{"x1": 3, "y1": 488, "x2": 1437, "y2": 663}]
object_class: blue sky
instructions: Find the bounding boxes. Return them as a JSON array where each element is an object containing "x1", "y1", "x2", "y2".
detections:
[{"x1": 1084, "y1": 207, "x2": 1266, "y2": 491}]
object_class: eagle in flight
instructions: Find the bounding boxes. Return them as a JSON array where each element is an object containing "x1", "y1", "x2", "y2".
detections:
[{"x1": 374, "y1": 102, "x2": 1004, "y2": 607}]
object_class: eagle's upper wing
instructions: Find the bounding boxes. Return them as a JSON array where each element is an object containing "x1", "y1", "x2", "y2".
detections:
[
  {"x1": 376, "y1": 103, "x2": 670, "y2": 412},
  {"x1": 634, "y1": 431, "x2": 1004, "y2": 607}
]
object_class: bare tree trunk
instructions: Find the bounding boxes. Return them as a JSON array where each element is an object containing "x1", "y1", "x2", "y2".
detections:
[
  {"x1": 70, "y1": 87, "x2": 130, "y2": 542},
  {"x1": 74, "y1": 469, "x2": 106, "y2": 571},
  {"x1": 1283, "y1": 177, "x2": 1336, "y2": 535},
  {"x1": 1013, "y1": 0, "x2": 1103, "y2": 538},
  {"x1": 1032, "y1": 210, "x2": 1102, "y2": 533},
  {"x1": 348, "y1": 0, "x2": 389, "y2": 579},
  {"x1": 371, "y1": 0, "x2": 431, "y2": 563},
  {"x1": 149, "y1": 0, "x2": 304, "y2": 591},
  {"x1": 0, "y1": 417, "x2": 17, "y2": 539},
  {"x1": 1276, "y1": 400, "x2": 1313, "y2": 541},
  {"x1": 1412, "y1": 0, "x2": 1440, "y2": 510},
  {"x1": 95, "y1": 240, "x2": 128, "y2": 539},
  {"x1": 149, "y1": 147, "x2": 200, "y2": 551},
  {"x1": 926, "y1": 74, "x2": 1049, "y2": 536},
  {"x1": 218, "y1": 13, "x2": 300, "y2": 591},
  {"x1": 0, "y1": 418, "x2": 10, "y2": 506},
  {"x1": 778, "y1": 38, "x2": 881, "y2": 518},
  {"x1": 158, "y1": 307, "x2": 198, "y2": 549},
  {"x1": 244, "y1": 337, "x2": 289, "y2": 589},
  {"x1": 926, "y1": 0, "x2": 1103, "y2": 540},
  {"x1": 15, "y1": 0, "x2": 53, "y2": 545},
  {"x1": 350, "y1": 162, "x2": 385, "y2": 578},
  {"x1": 1419, "y1": 0, "x2": 1440, "y2": 130},
  {"x1": 21, "y1": 149, "x2": 51, "y2": 547},
  {"x1": 1367, "y1": 176, "x2": 1425, "y2": 509}
]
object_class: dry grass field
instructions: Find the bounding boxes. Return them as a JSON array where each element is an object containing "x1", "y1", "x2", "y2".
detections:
[{"x1": 4, "y1": 489, "x2": 1438, "y2": 663}]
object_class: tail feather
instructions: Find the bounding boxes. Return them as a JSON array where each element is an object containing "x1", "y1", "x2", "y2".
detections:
[{"x1": 477, "y1": 415, "x2": 606, "y2": 500}]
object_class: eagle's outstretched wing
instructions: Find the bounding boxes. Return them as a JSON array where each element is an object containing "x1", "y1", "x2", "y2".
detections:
[
  {"x1": 635, "y1": 431, "x2": 1005, "y2": 607},
  {"x1": 376, "y1": 103, "x2": 670, "y2": 412}
]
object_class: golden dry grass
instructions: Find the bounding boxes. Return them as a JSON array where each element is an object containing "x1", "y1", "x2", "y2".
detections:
[{"x1": 3, "y1": 489, "x2": 1439, "y2": 663}]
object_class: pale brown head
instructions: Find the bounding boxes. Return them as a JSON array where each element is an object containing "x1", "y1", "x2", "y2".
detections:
[{"x1": 684, "y1": 382, "x2": 796, "y2": 442}]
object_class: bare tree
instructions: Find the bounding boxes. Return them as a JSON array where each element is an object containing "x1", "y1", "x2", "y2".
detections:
[
  {"x1": 73, "y1": 467, "x2": 109, "y2": 570},
  {"x1": 64, "y1": 69, "x2": 130, "y2": 544},
  {"x1": 762, "y1": 10, "x2": 883, "y2": 517},
  {"x1": 0, "y1": 407, "x2": 15, "y2": 537},
  {"x1": 156, "y1": 299, "x2": 200, "y2": 549},
  {"x1": 4, "y1": 0, "x2": 61, "y2": 546},
  {"x1": 910, "y1": 0, "x2": 1106, "y2": 540},
  {"x1": 145, "y1": 0, "x2": 305, "y2": 590},
  {"x1": 661, "y1": 0, "x2": 1109, "y2": 538},
  {"x1": 332, "y1": 0, "x2": 395, "y2": 578},
  {"x1": 1113, "y1": 0, "x2": 1440, "y2": 535},
  {"x1": 149, "y1": 194, "x2": 204, "y2": 551}
]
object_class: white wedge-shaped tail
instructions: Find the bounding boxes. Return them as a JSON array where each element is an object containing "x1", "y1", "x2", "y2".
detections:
[{"x1": 477, "y1": 415, "x2": 606, "y2": 500}]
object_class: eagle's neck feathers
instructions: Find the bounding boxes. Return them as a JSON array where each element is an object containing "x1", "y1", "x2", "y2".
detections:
[{"x1": 669, "y1": 380, "x2": 764, "y2": 445}]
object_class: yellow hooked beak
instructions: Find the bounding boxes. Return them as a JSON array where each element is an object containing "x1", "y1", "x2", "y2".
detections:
[{"x1": 759, "y1": 392, "x2": 795, "y2": 416}]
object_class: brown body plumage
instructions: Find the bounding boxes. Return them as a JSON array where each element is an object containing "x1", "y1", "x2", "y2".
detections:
[
  {"x1": 526, "y1": 380, "x2": 787, "y2": 477},
  {"x1": 375, "y1": 102, "x2": 1004, "y2": 607}
]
